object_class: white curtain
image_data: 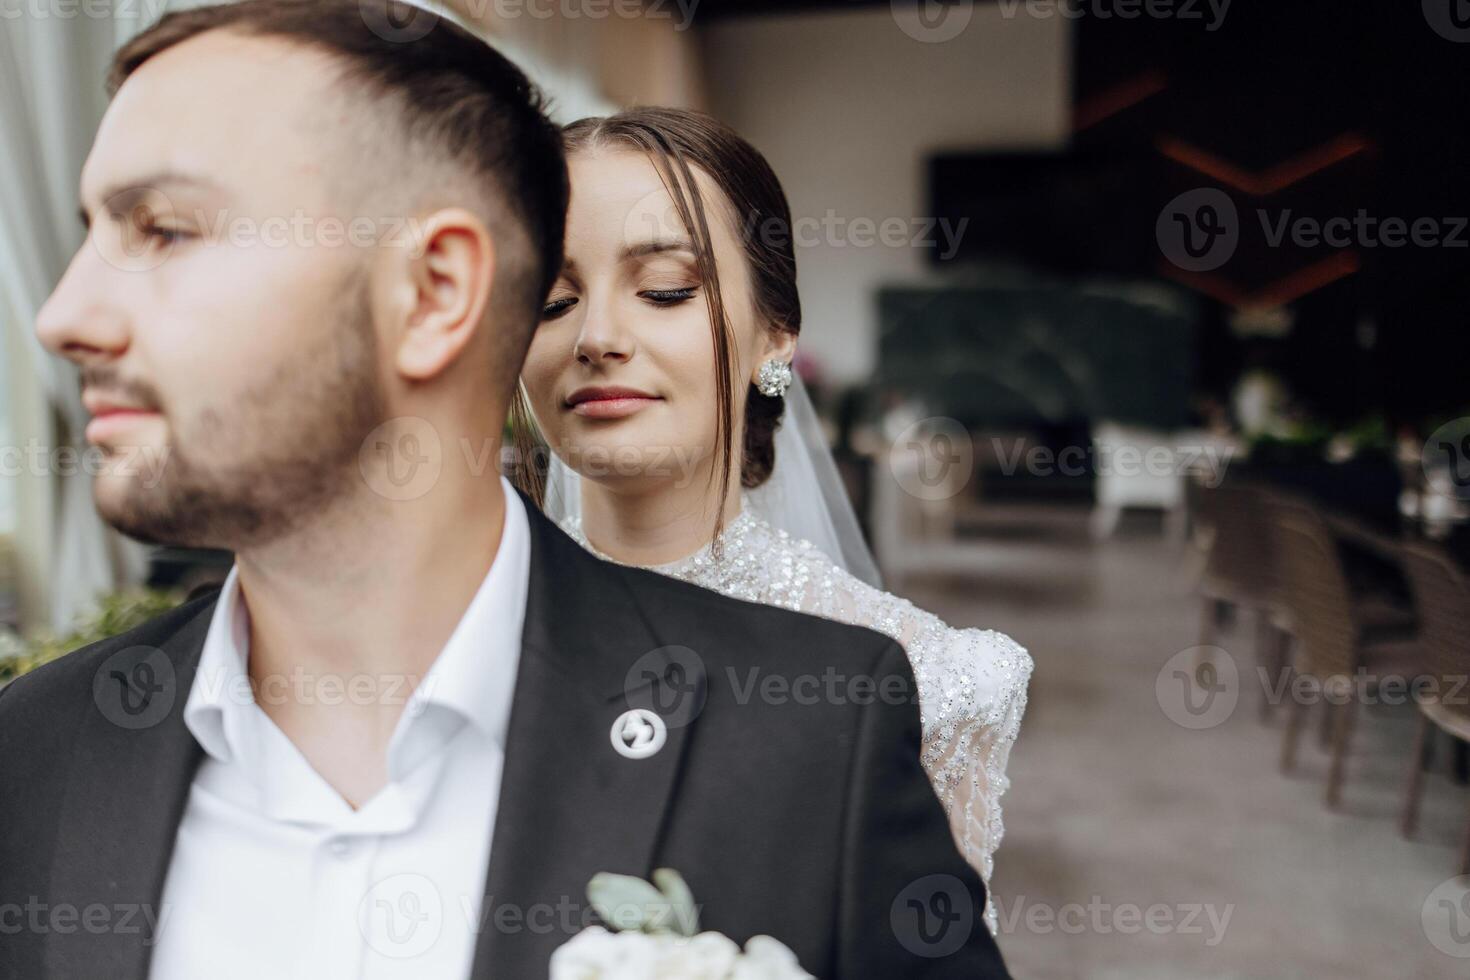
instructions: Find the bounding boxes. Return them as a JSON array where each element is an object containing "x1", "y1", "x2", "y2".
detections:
[{"x1": 0, "y1": 5, "x2": 174, "y2": 632}]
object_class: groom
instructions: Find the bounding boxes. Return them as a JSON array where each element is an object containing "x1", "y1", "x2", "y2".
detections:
[{"x1": 0, "y1": 2, "x2": 1009, "y2": 977}]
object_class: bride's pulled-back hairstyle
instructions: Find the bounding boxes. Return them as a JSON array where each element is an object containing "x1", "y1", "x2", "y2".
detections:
[{"x1": 512, "y1": 106, "x2": 800, "y2": 544}]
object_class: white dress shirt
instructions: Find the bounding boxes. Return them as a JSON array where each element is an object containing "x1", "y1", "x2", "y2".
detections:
[{"x1": 149, "y1": 478, "x2": 530, "y2": 980}]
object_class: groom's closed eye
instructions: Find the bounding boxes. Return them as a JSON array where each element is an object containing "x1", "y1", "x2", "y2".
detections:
[{"x1": 77, "y1": 170, "x2": 223, "y2": 229}]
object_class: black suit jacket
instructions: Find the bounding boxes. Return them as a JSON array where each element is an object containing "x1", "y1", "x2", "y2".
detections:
[{"x1": 0, "y1": 491, "x2": 1010, "y2": 978}]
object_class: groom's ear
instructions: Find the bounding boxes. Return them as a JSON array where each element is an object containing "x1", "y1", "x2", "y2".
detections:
[{"x1": 389, "y1": 207, "x2": 496, "y2": 382}]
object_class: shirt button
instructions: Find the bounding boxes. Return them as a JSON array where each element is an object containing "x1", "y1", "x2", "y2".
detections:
[{"x1": 328, "y1": 837, "x2": 354, "y2": 859}]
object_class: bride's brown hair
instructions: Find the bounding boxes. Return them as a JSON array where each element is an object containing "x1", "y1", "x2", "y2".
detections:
[{"x1": 510, "y1": 107, "x2": 800, "y2": 545}]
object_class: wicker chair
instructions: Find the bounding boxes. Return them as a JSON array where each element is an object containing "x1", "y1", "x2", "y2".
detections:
[
  {"x1": 1194, "y1": 480, "x2": 1291, "y2": 719},
  {"x1": 1398, "y1": 542, "x2": 1470, "y2": 872},
  {"x1": 1270, "y1": 499, "x2": 1418, "y2": 808}
]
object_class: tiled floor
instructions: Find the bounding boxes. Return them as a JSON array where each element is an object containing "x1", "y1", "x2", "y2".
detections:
[{"x1": 902, "y1": 507, "x2": 1469, "y2": 979}]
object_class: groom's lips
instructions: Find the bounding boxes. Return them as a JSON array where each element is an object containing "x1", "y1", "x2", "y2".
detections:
[
  {"x1": 565, "y1": 385, "x2": 661, "y2": 420},
  {"x1": 82, "y1": 391, "x2": 161, "y2": 445}
]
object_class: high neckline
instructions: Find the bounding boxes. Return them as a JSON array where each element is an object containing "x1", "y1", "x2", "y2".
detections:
[{"x1": 561, "y1": 499, "x2": 762, "y2": 575}]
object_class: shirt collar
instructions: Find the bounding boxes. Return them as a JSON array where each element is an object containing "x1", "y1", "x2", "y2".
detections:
[
  {"x1": 183, "y1": 476, "x2": 531, "y2": 774},
  {"x1": 183, "y1": 564, "x2": 251, "y2": 765}
]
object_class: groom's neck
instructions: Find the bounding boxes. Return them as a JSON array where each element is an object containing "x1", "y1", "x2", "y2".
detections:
[{"x1": 232, "y1": 468, "x2": 508, "y2": 784}]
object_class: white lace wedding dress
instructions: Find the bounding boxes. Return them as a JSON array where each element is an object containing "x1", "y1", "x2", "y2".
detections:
[{"x1": 561, "y1": 500, "x2": 1033, "y2": 936}]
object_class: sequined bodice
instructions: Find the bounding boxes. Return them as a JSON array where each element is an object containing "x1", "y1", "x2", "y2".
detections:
[{"x1": 560, "y1": 499, "x2": 1032, "y2": 936}]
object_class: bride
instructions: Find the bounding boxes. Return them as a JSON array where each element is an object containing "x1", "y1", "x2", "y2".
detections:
[{"x1": 512, "y1": 107, "x2": 1031, "y2": 935}]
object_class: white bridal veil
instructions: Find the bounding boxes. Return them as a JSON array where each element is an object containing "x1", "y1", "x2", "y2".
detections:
[{"x1": 539, "y1": 374, "x2": 884, "y2": 589}]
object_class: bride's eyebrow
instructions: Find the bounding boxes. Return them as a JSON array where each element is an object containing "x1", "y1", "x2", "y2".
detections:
[{"x1": 622, "y1": 239, "x2": 696, "y2": 262}]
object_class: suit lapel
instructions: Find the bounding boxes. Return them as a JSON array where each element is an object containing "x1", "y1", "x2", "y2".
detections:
[
  {"x1": 40, "y1": 494, "x2": 699, "y2": 979},
  {"x1": 470, "y1": 495, "x2": 706, "y2": 977},
  {"x1": 44, "y1": 596, "x2": 213, "y2": 980}
]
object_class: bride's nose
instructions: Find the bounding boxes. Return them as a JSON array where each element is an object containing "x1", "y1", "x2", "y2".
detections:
[{"x1": 572, "y1": 306, "x2": 634, "y2": 366}]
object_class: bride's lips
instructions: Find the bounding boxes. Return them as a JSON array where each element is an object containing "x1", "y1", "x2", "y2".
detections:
[{"x1": 565, "y1": 385, "x2": 662, "y2": 420}]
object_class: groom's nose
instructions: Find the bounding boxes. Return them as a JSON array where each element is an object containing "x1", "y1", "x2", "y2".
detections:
[{"x1": 35, "y1": 244, "x2": 132, "y2": 365}]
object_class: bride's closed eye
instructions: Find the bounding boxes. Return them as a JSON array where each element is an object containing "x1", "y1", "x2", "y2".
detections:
[
  {"x1": 639, "y1": 285, "x2": 698, "y2": 307},
  {"x1": 541, "y1": 295, "x2": 577, "y2": 320},
  {"x1": 539, "y1": 285, "x2": 697, "y2": 320}
]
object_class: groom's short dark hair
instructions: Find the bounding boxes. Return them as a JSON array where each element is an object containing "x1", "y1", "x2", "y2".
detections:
[{"x1": 109, "y1": 0, "x2": 568, "y2": 331}]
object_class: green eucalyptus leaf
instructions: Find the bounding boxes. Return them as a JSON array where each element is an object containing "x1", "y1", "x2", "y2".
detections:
[
  {"x1": 651, "y1": 868, "x2": 699, "y2": 937},
  {"x1": 587, "y1": 872, "x2": 669, "y2": 933}
]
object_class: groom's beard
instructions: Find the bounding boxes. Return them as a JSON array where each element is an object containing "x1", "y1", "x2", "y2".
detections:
[{"x1": 98, "y1": 275, "x2": 386, "y2": 551}]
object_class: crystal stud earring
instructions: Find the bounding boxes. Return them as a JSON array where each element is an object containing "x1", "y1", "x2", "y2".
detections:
[{"x1": 756, "y1": 358, "x2": 793, "y2": 397}]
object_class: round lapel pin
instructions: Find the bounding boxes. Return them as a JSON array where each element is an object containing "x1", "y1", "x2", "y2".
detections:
[{"x1": 610, "y1": 707, "x2": 667, "y2": 760}]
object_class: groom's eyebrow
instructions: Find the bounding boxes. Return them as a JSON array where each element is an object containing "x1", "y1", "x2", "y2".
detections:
[{"x1": 78, "y1": 171, "x2": 224, "y2": 229}]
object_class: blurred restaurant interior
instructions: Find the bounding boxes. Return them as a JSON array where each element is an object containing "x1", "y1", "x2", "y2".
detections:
[{"x1": 3, "y1": 0, "x2": 1469, "y2": 975}]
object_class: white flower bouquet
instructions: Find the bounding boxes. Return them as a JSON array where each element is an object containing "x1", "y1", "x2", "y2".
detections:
[{"x1": 550, "y1": 868, "x2": 814, "y2": 980}]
